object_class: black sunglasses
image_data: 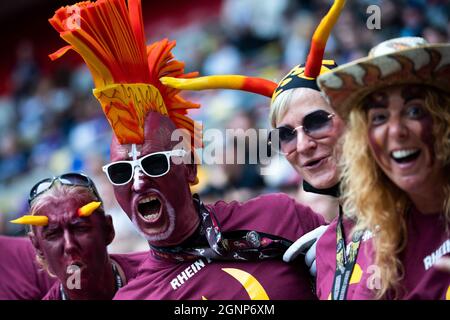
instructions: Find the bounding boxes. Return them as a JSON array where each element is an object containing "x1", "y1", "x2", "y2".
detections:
[
  {"x1": 269, "y1": 110, "x2": 335, "y2": 155},
  {"x1": 29, "y1": 173, "x2": 101, "y2": 205}
]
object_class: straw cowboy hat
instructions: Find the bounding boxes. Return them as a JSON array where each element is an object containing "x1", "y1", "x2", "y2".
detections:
[{"x1": 317, "y1": 37, "x2": 450, "y2": 119}]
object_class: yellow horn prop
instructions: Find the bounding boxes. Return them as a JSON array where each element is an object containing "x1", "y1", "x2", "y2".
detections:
[
  {"x1": 78, "y1": 201, "x2": 102, "y2": 217},
  {"x1": 160, "y1": 75, "x2": 246, "y2": 91},
  {"x1": 10, "y1": 215, "x2": 49, "y2": 226}
]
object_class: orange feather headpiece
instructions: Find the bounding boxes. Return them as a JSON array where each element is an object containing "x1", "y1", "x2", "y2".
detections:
[{"x1": 49, "y1": 0, "x2": 201, "y2": 150}]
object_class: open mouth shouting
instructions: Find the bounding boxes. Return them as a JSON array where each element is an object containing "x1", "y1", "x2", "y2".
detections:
[
  {"x1": 133, "y1": 190, "x2": 174, "y2": 240},
  {"x1": 138, "y1": 195, "x2": 162, "y2": 223}
]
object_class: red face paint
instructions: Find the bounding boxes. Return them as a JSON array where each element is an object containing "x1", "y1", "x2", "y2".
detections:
[
  {"x1": 364, "y1": 91, "x2": 390, "y2": 168},
  {"x1": 418, "y1": 114, "x2": 435, "y2": 166},
  {"x1": 33, "y1": 195, "x2": 115, "y2": 299},
  {"x1": 110, "y1": 111, "x2": 199, "y2": 247},
  {"x1": 367, "y1": 132, "x2": 387, "y2": 167}
]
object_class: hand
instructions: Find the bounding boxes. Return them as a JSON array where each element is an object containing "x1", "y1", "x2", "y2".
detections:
[
  {"x1": 283, "y1": 225, "x2": 328, "y2": 277},
  {"x1": 435, "y1": 257, "x2": 450, "y2": 273}
]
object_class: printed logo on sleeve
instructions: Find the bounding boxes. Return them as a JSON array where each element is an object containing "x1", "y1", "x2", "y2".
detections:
[{"x1": 423, "y1": 239, "x2": 450, "y2": 271}]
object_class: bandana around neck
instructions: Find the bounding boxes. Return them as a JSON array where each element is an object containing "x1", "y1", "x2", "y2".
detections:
[{"x1": 149, "y1": 194, "x2": 293, "y2": 263}]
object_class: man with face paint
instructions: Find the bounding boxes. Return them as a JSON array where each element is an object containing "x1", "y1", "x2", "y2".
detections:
[
  {"x1": 0, "y1": 235, "x2": 55, "y2": 300},
  {"x1": 12, "y1": 173, "x2": 146, "y2": 300},
  {"x1": 48, "y1": 0, "x2": 326, "y2": 299}
]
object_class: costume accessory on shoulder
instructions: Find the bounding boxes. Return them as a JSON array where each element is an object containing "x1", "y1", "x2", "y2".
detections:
[
  {"x1": 149, "y1": 194, "x2": 293, "y2": 263},
  {"x1": 160, "y1": 0, "x2": 345, "y2": 102},
  {"x1": 49, "y1": 0, "x2": 201, "y2": 152},
  {"x1": 303, "y1": 180, "x2": 340, "y2": 198},
  {"x1": 317, "y1": 37, "x2": 450, "y2": 121}
]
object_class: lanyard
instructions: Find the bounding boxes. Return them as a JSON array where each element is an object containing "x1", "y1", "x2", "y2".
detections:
[
  {"x1": 150, "y1": 194, "x2": 293, "y2": 263},
  {"x1": 331, "y1": 207, "x2": 363, "y2": 300}
]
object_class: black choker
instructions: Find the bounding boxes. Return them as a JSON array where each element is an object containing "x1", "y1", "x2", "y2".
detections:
[{"x1": 303, "y1": 180, "x2": 340, "y2": 198}]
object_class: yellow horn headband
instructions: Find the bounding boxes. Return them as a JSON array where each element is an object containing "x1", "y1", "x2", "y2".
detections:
[
  {"x1": 10, "y1": 201, "x2": 101, "y2": 226},
  {"x1": 78, "y1": 201, "x2": 102, "y2": 217},
  {"x1": 10, "y1": 215, "x2": 49, "y2": 227}
]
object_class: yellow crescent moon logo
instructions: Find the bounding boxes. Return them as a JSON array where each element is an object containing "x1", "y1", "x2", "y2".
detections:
[
  {"x1": 202, "y1": 268, "x2": 270, "y2": 300},
  {"x1": 222, "y1": 268, "x2": 270, "y2": 300},
  {"x1": 349, "y1": 263, "x2": 363, "y2": 285}
]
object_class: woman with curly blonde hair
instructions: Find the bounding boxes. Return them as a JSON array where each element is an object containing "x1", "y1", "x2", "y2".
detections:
[{"x1": 314, "y1": 37, "x2": 450, "y2": 299}]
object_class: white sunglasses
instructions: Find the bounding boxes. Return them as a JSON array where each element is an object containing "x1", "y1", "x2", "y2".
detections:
[{"x1": 102, "y1": 149, "x2": 187, "y2": 186}]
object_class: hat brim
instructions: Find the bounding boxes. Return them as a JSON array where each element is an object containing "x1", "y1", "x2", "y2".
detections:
[{"x1": 317, "y1": 43, "x2": 450, "y2": 120}]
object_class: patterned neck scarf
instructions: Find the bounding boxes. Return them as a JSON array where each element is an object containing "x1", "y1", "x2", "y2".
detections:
[{"x1": 150, "y1": 194, "x2": 293, "y2": 263}]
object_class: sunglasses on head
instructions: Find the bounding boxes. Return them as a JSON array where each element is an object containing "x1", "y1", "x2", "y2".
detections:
[
  {"x1": 269, "y1": 110, "x2": 335, "y2": 155},
  {"x1": 103, "y1": 149, "x2": 187, "y2": 186},
  {"x1": 29, "y1": 173, "x2": 101, "y2": 205}
]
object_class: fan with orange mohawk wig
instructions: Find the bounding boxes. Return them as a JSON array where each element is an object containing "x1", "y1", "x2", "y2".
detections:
[{"x1": 49, "y1": 0, "x2": 202, "y2": 151}]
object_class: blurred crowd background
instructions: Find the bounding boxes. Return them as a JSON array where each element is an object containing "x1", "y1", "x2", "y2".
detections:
[{"x1": 0, "y1": 0, "x2": 448, "y2": 252}]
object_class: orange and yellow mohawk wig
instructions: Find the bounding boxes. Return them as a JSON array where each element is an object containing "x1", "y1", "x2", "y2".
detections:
[
  {"x1": 161, "y1": 0, "x2": 345, "y2": 102},
  {"x1": 49, "y1": 0, "x2": 201, "y2": 149}
]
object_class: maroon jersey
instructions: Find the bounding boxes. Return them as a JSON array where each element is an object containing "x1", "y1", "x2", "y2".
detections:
[
  {"x1": 316, "y1": 207, "x2": 450, "y2": 300},
  {"x1": 42, "y1": 251, "x2": 147, "y2": 300},
  {"x1": 114, "y1": 193, "x2": 326, "y2": 300},
  {"x1": 0, "y1": 236, "x2": 55, "y2": 300}
]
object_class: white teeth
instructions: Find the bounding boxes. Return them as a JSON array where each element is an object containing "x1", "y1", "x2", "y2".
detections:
[
  {"x1": 391, "y1": 149, "x2": 419, "y2": 160},
  {"x1": 139, "y1": 196, "x2": 161, "y2": 221},
  {"x1": 139, "y1": 196, "x2": 158, "y2": 204},
  {"x1": 143, "y1": 213, "x2": 158, "y2": 220}
]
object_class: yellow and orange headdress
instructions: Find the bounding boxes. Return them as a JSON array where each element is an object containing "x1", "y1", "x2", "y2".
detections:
[
  {"x1": 161, "y1": 0, "x2": 345, "y2": 102},
  {"x1": 49, "y1": 0, "x2": 201, "y2": 150}
]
